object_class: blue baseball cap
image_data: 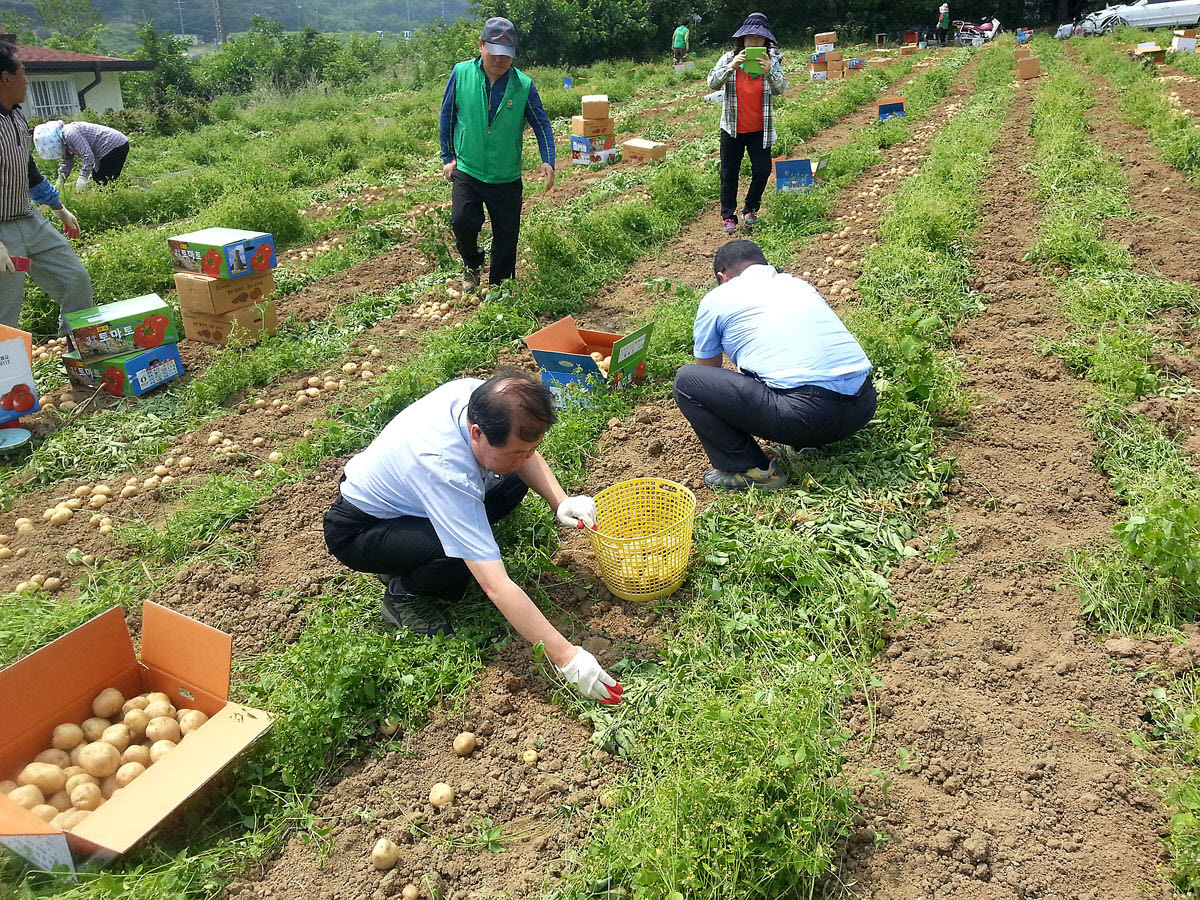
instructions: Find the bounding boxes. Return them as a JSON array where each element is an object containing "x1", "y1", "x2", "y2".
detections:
[{"x1": 481, "y1": 17, "x2": 517, "y2": 58}]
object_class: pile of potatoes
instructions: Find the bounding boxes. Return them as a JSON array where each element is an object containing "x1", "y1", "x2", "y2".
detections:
[
  {"x1": 0, "y1": 687, "x2": 209, "y2": 831},
  {"x1": 589, "y1": 351, "x2": 612, "y2": 376}
]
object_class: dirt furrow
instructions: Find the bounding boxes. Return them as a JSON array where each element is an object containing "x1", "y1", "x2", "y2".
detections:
[{"x1": 840, "y1": 73, "x2": 1170, "y2": 900}]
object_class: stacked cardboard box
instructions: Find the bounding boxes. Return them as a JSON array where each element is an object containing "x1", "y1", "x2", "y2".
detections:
[
  {"x1": 169, "y1": 228, "x2": 279, "y2": 346},
  {"x1": 1174, "y1": 28, "x2": 1197, "y2": 53},
  {"x1": 62, "y1": 294, "x2": 185, "y2": 397},
  {"x1": 1133, "y1": 41, "x2": 1167, "y2": 63},
  {"x1": 571, "y1": 94, "x2": 617, "y2": 165},
  {"x1": 810, "y1": 31, "x2": 840, "y2": 80}
]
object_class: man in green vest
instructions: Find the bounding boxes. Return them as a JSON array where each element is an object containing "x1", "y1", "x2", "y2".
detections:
[
  {"x1": 673, "y1": 23, "x2": 690, "y2": 64},
  {"x1": 439, "y1": 17, "x2": 556, "y2": 290}
]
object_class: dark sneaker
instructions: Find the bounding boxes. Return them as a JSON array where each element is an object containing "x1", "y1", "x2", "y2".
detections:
[
  {"x1": 722, "y1": 218, "x2": 738, "y2": 235},
  {"x1": 463, "y1": 267, "x2": 481, "y2": 291},
  {"x1": 381, "y1": 578, "x2": 451, "y2": 636},
  {"x1": 703, "y1": 461, "x2": 788, "y2": 492},
  {"x1": 743, "y1": 211, "x2": 759, "y2": 228}
]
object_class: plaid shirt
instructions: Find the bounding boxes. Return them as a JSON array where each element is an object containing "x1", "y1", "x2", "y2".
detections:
[{"x1": 708, "y1": 49, "x2": 788, "y2": 148}]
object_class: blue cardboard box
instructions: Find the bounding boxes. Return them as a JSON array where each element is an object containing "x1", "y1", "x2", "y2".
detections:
[
  {"x1": 774, "y1": 156, "x2": 829, "y2": 192},
  {"x1": 525, "y1": 316, "x2": 653, "y2": 407},
  {"x1": 168, "y1": 228, "x2": 277, "y2": 280},
  {"x1": 63, "y1": 343, "x2": 185, "y2": 397},
  {"x1": 878, "y1": 96, "x2": 907, "y2": 120}
]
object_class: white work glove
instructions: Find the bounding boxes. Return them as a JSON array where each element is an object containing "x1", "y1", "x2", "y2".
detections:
[
  {"x1": 75, "y1": 176, "x2": 88, "y2": 192},
  {"x1": 54, "y1": 176, "x2": 63, "y2": 191},
  {"x1": 0, "y1": 241, "x2": 14, "y2": 275},
  {"x1": 52, "y1": 206, "x2": 80, "y2": 239},
  {"x1": 557, "y1": 647, "x2": 622, "y2": 704},
  {"x1": 556, "y1": 495, "x2": 597, "y2": 529}
]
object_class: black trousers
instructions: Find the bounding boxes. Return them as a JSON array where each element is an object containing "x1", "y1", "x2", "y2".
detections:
[
  {"x1": 450, "y1": 169, "x2": 523, "y2": 283},
  {"x1": 673, "y1": 365, "x2": 878, "y2": 472},
  {"x1": 323, "y1": 473, "x2": 528, "y2": 602},
  {"x1": 720, "y1": 130, "x2": 773, "y2": 222},
  {"x1": 936, "y1": 27, "x2": 949, "y2": 46},
  {"x1": 92, "y1": 141, "x2": 129, "y2": 185}
]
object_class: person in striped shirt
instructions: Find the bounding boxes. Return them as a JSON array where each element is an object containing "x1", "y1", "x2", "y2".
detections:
[{"x1": 0, "y1": 42, "x2": 93, "y2": 331}]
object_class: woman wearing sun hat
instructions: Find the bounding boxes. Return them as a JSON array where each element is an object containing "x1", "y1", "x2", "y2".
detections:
[
  {"x1": 707, "y1": 12, "x2": 787, "y2": 235},
  {"x1": 32, "y1": 119, "x2": 130, "y2": 192}
]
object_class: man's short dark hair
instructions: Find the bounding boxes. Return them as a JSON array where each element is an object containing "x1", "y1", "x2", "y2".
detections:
[
  {"x1": 0, "y1": 43, "x2": 19, "y2": 77},
  {"x1": 713, "y1": 239, "x2": 769, "y2": 277},
  {"x1": 468, "y1": 369, "x2": 557, "y2": 446}
]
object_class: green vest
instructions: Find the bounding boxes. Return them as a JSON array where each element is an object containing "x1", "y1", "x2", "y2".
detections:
[
  {"x1": 673, "y1": 26, "x2": 689, "y2": 48},
  {"x1": 452, "y1": 59, "x2": 532, "y2": 184}
]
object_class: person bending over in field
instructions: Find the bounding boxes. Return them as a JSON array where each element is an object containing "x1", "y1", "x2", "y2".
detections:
[
  {"x1": 0, "y1": 41, "x2": 92, "y2": 330},
  {"x1": 674, "y1": 240, "x2": 877, "y2": 492},
  {"x1": 324, "y1": 370, "x2": 622, "y2": 705},
  {"x1": 439, "y1": 17, "x2": 555, "y2": 292}
]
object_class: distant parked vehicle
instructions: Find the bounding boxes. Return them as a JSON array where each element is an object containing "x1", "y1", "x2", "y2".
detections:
[
  {"x1": 954, "y1": 16, "x2": 1003, "y2": 43},
  {"x1": 1078, "y1": 0, "x2": 1200, "y2": 34}
]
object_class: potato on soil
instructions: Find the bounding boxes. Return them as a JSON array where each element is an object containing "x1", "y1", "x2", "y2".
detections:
[
  {"x1": 81, "y1": 717, "x2": 110, "y2": 742},
  {"x1": 122, "y1": 745, "x2": 152, "y2": 767},
  {"x1": 429, "y1": 783, "x2": 454, "y2": 808},
  {"x1": 101, "y1": 723, "x2": 132, "y2": 752},
  {"x1": 8, "y1": 784, "x2": 44, "y2": 809},
  {"x1": 34, "y1": 748, "x2": 71, "y2": 769},
  {"x1": 65, "y1": 773, "x2": 97, "y2": 793},
  {"x1": 18, "y1": 762, "x2": 67, "y2": 794},
  {"x1": 70, "y1": 782, "x2": 102, "y2": 811},
  {"x1": 452, "y1": 732, "x2": 476, "y2": 757},
  {"x1": 146, "y1": 716, "x2": 181, "y2": 744},
  {"x1": 178, "y1": 709, "x2": 208, "y2": 735},
  {"x1": 522, "y1": 750, "x2": 539, "y2": 764},
  {"x1": 402, "y1": 886, "x2": 420, "y2": 900},
  {"x1": 78, "y1": 741, "x2": 121, "y2": 778},
  {"x1": 150, "y1": 740, "x2": 176, "y2": 763},
  {"x1": 30, "y1": 804, "x2": 58, "y2": 823},
  {"x1": 92, "y1": 687, "x2": 125, "y2": 718},
  {"x1": 371, "y1": 837, "x2": 400, "y2": 870}
]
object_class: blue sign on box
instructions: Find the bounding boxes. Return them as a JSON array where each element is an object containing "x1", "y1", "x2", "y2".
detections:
[
  {"x1": 774, "y1": 156, "x2": 829, "y2": 193},
  {"x1": 878, "y1": 97, "x2": 906, "y2": 120}
]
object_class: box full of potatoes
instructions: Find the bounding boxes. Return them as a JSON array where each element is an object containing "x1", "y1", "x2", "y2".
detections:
[{"x1": 0, "y1": 602, "x2": 273, "y2": 875}]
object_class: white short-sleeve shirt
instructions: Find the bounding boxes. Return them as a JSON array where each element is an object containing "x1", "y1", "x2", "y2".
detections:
[{"x1": 340, "y1": 379, "x2": 504, "y2": 562}]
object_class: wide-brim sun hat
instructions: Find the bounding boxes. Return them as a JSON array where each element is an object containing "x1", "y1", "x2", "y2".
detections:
[
  {"x1": 733, "y1": 12, "x2": 777, "y2": 44},
  {"x1": 32, "y1": 120, "x2": 64, "y2": 160}
]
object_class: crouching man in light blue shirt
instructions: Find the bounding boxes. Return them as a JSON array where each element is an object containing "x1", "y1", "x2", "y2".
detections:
[
  {"x1": 324, "y1": 371, "x2": 622, "y2": 705},
  {"x1": 673, "y1": 240, "x2": 877, "y2": 492}
]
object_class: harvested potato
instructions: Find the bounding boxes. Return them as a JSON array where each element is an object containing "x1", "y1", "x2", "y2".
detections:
[
  {"x1": 99, "y1": 775, "x2": 120, "y2": 799},
  {"x1": 70, "y1": 782, "x2": 102, "y2": 811},
  {"x1": 46, "y1": 790, "x2": 71, "y2": 813},
  {"x1": 429, "y1": 783, "x2": 454, "y2": 808},
  {"x1": 114, "y1": 762, "x2": 145, "y2": 788},
  {"x1": 124, "y1": 708, "x2": 150, "y2": 737},
  {"x1": 81, "y1": 717, "x2": 110, "y2": 742},
  {"x1": 143, "y1": 700, "x2": 176, "y2": 720},
  {"x1": 402, "y1": 886, "x2": 420, "y2": 900},
  {"x1": 92, "y1": 687, "x2": 125, "y2": 718},
  {"x1": 65, "y1": 773, "x2": 97, "y2": 793},
  {"x1": 51, "y1": 809, "x2": 89, "y2": 830},
  {"x1": 8, "y1": 784, "x2": 44, "y2": 809},
  {"x1": 121, "y1": 695, "x2": 149, "y2": 715},
  {"x1": 0, "y1": 780, "x2": 15, "y2": 795},
  {"x1": 77, "y1": 741, "x2": 120, "y2": 778},
  {"x1": 371, "y1": 838, "x2": 400, "y2": 870},
  {"x1": 522, "y1": 750, "x2": 539, "y2": 764},
  {"x1": 452, "y1": 732, "x2": 477, "y2": 757},
  {"x1": 30, "y1": 804, "x2": 58, "y2": 823},
  {"x1": 145, "y1": 716, "x2": 181, "y2": 744},
  {"x1": 122, "y1": 745, "x2": 152, "y2": 767},
  {"x1": 34, "y1": 748, "x2": 71, "y2": 769},
  {"x1": 178, "y1": 709, "x2": 208, "y2": 735},
  {"x1": 68, "y1": 744, "x2": 86, "y2": 768},
  {"x1": 18, "y1": 762, "x2": 66, "y2": 795},
  {"x1": 101, "y1": 723, "x2": 132, "y2": 753},
  {"x1": 149, "y1": 740, "x2": 176, "y2": 763},
  {"x1": 61, "y1": 766, "x2": 83, "y2": 778},
  {"x1": 145, "y1": 692, "x2": 171, "y2": 705},
  {"x1": 54, "y1": 726, "x2": 86, "y2": 755}
]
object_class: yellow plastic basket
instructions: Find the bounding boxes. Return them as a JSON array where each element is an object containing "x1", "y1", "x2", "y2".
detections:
[{"x1": 587, "y1": 477, "x2": 697, "y2": 602}]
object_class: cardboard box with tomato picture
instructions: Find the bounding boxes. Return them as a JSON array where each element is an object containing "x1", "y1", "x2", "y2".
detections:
[
  {"x1": 63, "y1": 343, "x2": 185, "y2": 398},
  {"x1": 524, "y1": 316, "x2": 653, "y2": 407},
  {"x1": 64, "y1": 295, "x2": 178, "y2": 365},
  {"x1": 0, "y1": 602, "x2": 273, "y2": 875},
  {"x1": 180, "y1": 301, "x2": 278, "y2": 346},
  {"x1": 174, "y1": 270, "x2": 275, "y2": 317},
  {"x1": 167, "y1": 228, "x2": 277, "y2": 280},
  {"x1": 0, "y1": 325, "x2": 40, "y2": 422}
]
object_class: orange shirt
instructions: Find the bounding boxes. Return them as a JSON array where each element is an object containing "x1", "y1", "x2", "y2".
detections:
[{"x1": 735, "y1": 67, "x2": 764, "y2": 134}]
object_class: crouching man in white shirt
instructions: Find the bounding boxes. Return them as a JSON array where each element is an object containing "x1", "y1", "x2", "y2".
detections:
[{"x1": 324, "y1": 370, "x2": 622, "y2": 705}]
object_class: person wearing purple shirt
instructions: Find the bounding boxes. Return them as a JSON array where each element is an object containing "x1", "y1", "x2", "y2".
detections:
[{"x1": 33, "y1": 120, "x2": 130, "y2": 191}]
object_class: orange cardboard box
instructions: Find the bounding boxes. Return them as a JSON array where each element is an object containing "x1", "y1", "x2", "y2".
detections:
[
  {"x1": 1017, "y1": 56, "x2": 1041, "y2": 79},
  {"x1": 815, "y1": 31, "x2": 837, "y2": 45},
  {"x1": 571, "y1": 116, "x2": 616, "y2": 137},
  {"x1": 181, "y1": 300, "x2": 279, "y2": 346},
  {"x1": 0, "y1": 603, "x2": 273, "y2": 875},
  {"x1": 1014, "y1": 46, "x2": 1032, "y2": 60},
  {"x1": 581, "y1": 94, "x2": 610, "y2": 119},
  {"x1": 174, "y1": 270, "x2": 275, "y2": 316}
]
